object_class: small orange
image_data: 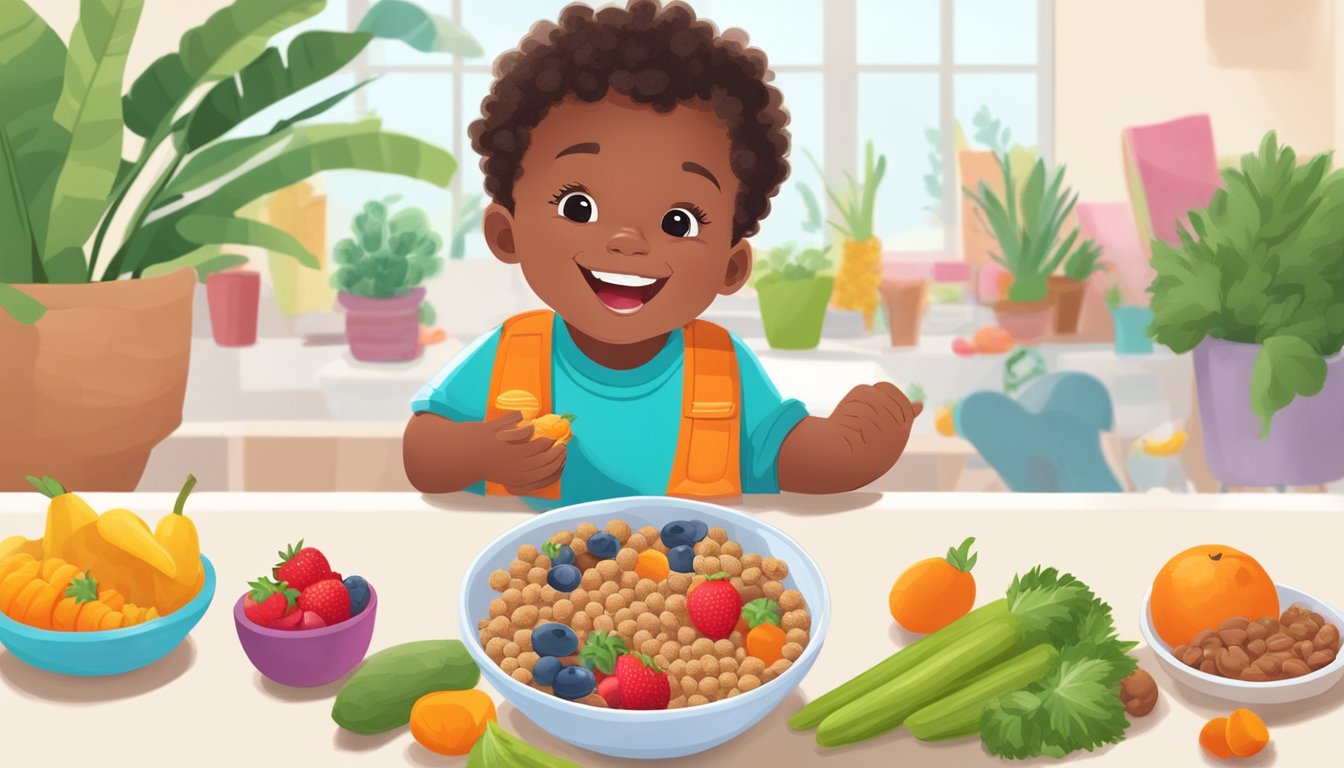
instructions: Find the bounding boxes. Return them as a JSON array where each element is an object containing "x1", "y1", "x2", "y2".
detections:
[
  {"x1": 531, "y1": 413, "x2": 575, "y2": 444},
  {"x1": 1225, "y1": 708, "x2": 1269, "y2": 757},
  {"x1": 1150, "y1": 545, "x2": 1278, "y2": 649},
  {"x1": 888, "y1": 537, "x2": 977, "y2": 634},
  {"x1": 634, "y1": 549, "x2": 669, "y2": 582},
  {"x1": 1200, "y1": 717, "x2": 1235, "y2": 759},
  {"x1": 934, "y1": 405, "x2": 956, "y2": 437}
]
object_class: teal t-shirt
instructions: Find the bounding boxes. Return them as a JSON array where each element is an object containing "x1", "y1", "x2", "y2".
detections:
[{"x1": 411, "y1": 315, "x2": 808, "y2": 506}]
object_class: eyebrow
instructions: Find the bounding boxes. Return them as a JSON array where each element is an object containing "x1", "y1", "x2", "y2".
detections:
[
  {"x1": 682, "y1": 161, "x2": 721, "y2": 190},
  {"x1": 556, "y1": 142, "x2": 600, "y2": 158}
]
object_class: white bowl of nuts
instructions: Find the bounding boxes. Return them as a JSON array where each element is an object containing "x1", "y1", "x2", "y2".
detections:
[
  {"x1": 458, "y1": 496, "x2": 829, "y2": 759},
  {"x1": 1140, "y1": 583, "x2": 1344, "y2": 704}
]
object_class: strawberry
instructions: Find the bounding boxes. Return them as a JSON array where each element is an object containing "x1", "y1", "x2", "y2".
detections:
[
  {"x1": 298, "y1": 578, "x2": 350, "y2": 626},
  {"x1": 687, "y1": 572, "x2": 742, "y2": 640},
  {"x1": 300, "y1": 610, "x2": 327, "y2": 630},
  {"x1": 274, "y1": 539, "x2": 333, "y2": 591},
  {"x1": 597, "y1": 675, "x2": 622, "y2": 708},
  {"x1": 614, "y1": 653, "x2": 670, "y2": 710},
  {"x1": 243, "y1": 577, "x2": 299, "y2": 628},
  {"x1": 271, "y1": 603, "x2": 303, "y2": 631}
]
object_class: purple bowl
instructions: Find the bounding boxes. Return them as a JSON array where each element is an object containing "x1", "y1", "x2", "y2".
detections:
[{"x1": 233, "y1": 586, "x2": 377, "y2": 687}]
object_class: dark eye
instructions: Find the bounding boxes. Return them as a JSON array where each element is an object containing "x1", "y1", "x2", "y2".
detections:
[
  {"x1": 557, "y1": 191, "x2": 598, "y2": 223},
  {"x1": 662, "y1": 208, "x2": 700, "y2": 238}
]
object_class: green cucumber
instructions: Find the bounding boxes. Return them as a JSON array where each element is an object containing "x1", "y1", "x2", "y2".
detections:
[
  {"x1": 906, "y1": 643, "x2": 1059, "y2": 741},
  {"x1": 332, "y1": 639, "x2": 480, "y2": 734},
  {"x1": 789, "y1": 598, "x2": 1009, "y2": 731},
  {"x1": 816, "y1": 611, "x2": 1023, "y2": 747}
]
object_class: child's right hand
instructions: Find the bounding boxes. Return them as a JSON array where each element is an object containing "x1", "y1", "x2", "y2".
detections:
[{"x1": 482, "y1": 411, "x2": 567, "y2": 494}]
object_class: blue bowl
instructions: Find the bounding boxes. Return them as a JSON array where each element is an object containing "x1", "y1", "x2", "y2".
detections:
[
  {"x1": 0, "y1": 555, "x2": 216, "y2": 676},
  {"x1": 458, "y1": 497, "x2": 830, "y2": 760}
]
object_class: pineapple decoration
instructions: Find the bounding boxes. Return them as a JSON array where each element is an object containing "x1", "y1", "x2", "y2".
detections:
[{"x1": 809, "y1": 141, "x2": 887, "y2": 329}]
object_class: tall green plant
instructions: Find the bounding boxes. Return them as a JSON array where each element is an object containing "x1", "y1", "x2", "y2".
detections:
[
  {"x1": 1149, "y1": 131, "x2": 1344, "y2": 436},
  {"x1": 1062, "y1": 240, "x2": 1103, "y2": 281},
  {"x1": 964, "y1": 154, "x2": 1096, "y2": 303},
  {"x1": 0, "y1": 0, "x2": 482, "y2": 323},
  {"x1": 806, "y1": 140, "x2": 886, "y2": 242}
]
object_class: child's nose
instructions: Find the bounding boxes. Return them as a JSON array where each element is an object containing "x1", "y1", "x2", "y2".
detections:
[{"x1": 606, "y1": 228, "x2": 650, "y2": 258}]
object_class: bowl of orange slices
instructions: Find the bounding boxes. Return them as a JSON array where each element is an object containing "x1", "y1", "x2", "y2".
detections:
[{"x1": 0, "y1": 474, "x2": 215, "y2": 676}]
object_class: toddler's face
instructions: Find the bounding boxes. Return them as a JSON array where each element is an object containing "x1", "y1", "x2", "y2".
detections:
[{"x1": 486, "y1": 93, "x2": 751, "y2": 345}]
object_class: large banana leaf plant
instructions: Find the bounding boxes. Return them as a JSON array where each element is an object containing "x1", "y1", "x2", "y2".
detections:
[{"x1": 0, "y1": 0, "x2": 481, "y2": 324}]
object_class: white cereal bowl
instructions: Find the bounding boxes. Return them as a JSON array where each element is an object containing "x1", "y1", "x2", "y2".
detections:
[
  {"x1": 1140, "y1": 583, "x2": 1344, "y2": 704},
  {"x1": 458, "y1": 496, "x2": 830, "y2": 760}
]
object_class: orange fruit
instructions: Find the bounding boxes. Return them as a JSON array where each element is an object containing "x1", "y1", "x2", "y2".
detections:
[
  {"x1": 1225, "y1": 708, "x2": 1269, "y2": 757},
  {"x1": 934, "y1": 405, "x2": 956, "y2": 437},
  {"x1": 635, "y1": 549, "x2": 670, "y2": 582},
  {"x1": 1200, "y1": 717, "x2": 1235, "y2": 759},
  {"x1": 531, "y1": 413, "x2": 575, "y2": 444},
  {"x1": 1149, "y1": 545, "x2": 1278, "y2": 648}
]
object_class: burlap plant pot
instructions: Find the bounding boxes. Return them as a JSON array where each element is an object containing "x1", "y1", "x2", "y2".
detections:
[{"x1": 0, "y1": 269, "x2": 194, "y2": 490}]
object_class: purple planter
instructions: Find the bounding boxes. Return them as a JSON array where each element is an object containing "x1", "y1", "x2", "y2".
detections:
[
  {"x1": 338, "y1": 287, "x2": 424, "y2": 362},
  {"x1": 1194, "y1": 338, "x2": 1344, "y2": 486},
  {"x1": 233, "y1": 587, "x2": 377, "y2": 687}
]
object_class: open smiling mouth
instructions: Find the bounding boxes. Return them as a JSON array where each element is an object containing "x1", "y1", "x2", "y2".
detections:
[{"x1": 580, "y1": 267, "x2": 669, "y2": 314}]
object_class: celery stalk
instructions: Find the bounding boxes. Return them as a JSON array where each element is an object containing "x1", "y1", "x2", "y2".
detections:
[
  {"x1": 789, "y1": 599, "x2": 1009, "y2": 731},
  {"x1": 906, "y1": 643, "x2": 1059, "y2": 741},
  {"x1": 816, "y1": 612, "x2": 1023, "y2": 747}
]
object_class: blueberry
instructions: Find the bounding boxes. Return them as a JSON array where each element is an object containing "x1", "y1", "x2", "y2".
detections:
[
  {"x1": 660, "y1": 520, "x2": 696, "y2": 549},
  {"x1": 552, "y1": 544, "x2": 575, "y2": 566},
  {"x1": 552, "y1": 664, "x2": 596, "y2": 700},
  {"x1": 532, "y1": 622, "x2": 580, "y2": 657},
  {"x1": 690, "y1": 519, "x2": 709, "y2": 543},
  {"x1": 588, "y1": 532, "x2": 620, "y2": 559},
  {"x1": 343, "y1": 575, "x2": 371, "y2": 616},
  {"x1": 533, "y1": 656, "x2": 564, "y2": 687},
  {"x1": 547, "y1": 563, "x2": 582, "y2": 592},
  {"x1": 668, "y1": 545, "x2": 696, "y2": 573}
]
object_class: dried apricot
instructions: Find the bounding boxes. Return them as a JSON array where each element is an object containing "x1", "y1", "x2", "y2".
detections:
[{"x1": 1225, "y1": 708, "x2": 1269, "y2": 757}]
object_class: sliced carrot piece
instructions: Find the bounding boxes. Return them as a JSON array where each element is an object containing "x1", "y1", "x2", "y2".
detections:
[
  {"x1": 40, "y1": 557, "x2": 67, "y2": 581},
  {"x1": 98, "y1": 611, "x2": 124, "y2": 631},
  {"x1": 1226, "y1": 708, "x2": 1269, "y2": 757},
  {"x1": 52, "y1": 597, "x2": 81, "y2": 631},
  {"x1": 0, "y1": 560, "x2": 41, "y2": 614},
  {"x1": 76, "y1": 601, "x2": 110, "y2": 631},
  {"x1": 99, "y1": 588, "x2": 125, "y2": 612},
  {"x1": 21, "y1": 583, "x2": 61, "y2": 630},
  {"x1": 1200, "y1": 717, "x2": 1235, "y2": 759},
  {"x1": 9, "y1": 579, "x2": 45, "y2": 619}
]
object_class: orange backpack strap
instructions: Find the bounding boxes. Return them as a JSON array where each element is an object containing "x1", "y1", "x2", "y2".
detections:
[
  {"x1": 485, "y1": 310, "x2": 559, "y2": 499},
  {"x1": 668, "y1": 320, "x2": 742, "y2": 499}
]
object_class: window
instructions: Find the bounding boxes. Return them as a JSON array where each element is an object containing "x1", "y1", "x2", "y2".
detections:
[{"x1": 286, "y1": 1, "x2": 1050, "y2": 260}]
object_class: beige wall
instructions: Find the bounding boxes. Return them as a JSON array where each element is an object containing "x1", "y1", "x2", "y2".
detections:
[
  {"x1": 1055, "y1": 0, "x2": 1336, "y2": 202},
  {"x1": 37, "y1": 0, "x2": 222, "y2": 81}
]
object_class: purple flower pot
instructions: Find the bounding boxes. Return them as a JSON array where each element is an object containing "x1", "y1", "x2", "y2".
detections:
[
  {"x1": 339, "y1": 288, "x2": 424, "y2": 362},
  {"x1": 233, "y1": 587, "x2": 377, "y2": 687},
  {"x1": 1194, "y1": 338, "x2": 1344, "y2": 486}
]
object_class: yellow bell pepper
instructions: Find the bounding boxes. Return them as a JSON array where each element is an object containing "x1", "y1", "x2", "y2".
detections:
[
  {"x1": 27, "y1": 475, "x2": 97, "y2": 559},
  {"x1": 153, "y1": 475, "x2": 203, "y2": 614},
  {"x1": 96, "y1": 509, "x2": 177, "y2": 580}
]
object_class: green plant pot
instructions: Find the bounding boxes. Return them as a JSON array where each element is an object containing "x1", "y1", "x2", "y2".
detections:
[{"x1": 756, "y1": 276, "x2": 834, "y2": 350}]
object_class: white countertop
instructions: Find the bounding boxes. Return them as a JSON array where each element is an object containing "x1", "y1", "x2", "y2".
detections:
[{"x1": 2, "y1": 492, "x2": 1340, "y2": 767}]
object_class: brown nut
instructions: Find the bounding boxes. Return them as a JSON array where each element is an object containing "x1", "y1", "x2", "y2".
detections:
[
  {"x1": 1307, "y1": 648, "x2": 1336, "y2": 670},
  {"x1": 1246, "y1": 638, "x2": 1267, "y2": 658},
  {"x1": 1266, "y1": 633, "x2": 1294, "y2": 652},
  {"x1": 1245, "y1": 622, "x2": 1269, "y2": 642},
  {"x1": 1199, "y1": 660, "x2": 1218, "y2": 675},
  {"x1": 1202, "y1": 645, "x2": 1219, "y2": 663},
  {"x1": 1286, "y1": 622, "x2": 1313, "y2": 641},
  {"x1": 1282, "y1": 658, "x2": 1311, "y2": 678},
  {"x1": 1219, "y1": 628, "x2": 1248, "y2": 648},
  {"x1": 1294, "y1": 640, "x2": 1315, "y2": 660},
  {"x1": 1215, "y1": 646, "x2": 1251, "y2": 678},
  {"x1": 1219, "y1": 616, "x2": 1250, "y2": 631},
  {"x1": 1240, "y1": 666, "x2": 1270, "y2": 682},
  {"x1": 1254, "y1": 654, "x2": 1283, "y2": 677},
  {"x1": 1192, "y1": 630, "x2": 1217, "y2": 647},
  {"x1": 1117, "y1": 668, "x2": 1158, "y2": 717},
  {"x1": 1314, "y1": 624, "x2": 1339, "y2": 650},
  {"x1": 1257, "y1": 617, "x2": 1281, "y2": 635}
]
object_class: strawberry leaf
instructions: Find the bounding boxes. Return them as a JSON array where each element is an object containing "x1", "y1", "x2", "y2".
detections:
[
  {"x1": 275, "y1": 538, "x2": 305, "y2": 568},
  {"x1": 631, "y1": 652, "x2": 662, "y2": 673},
  {"x1": 579, "y1": 631, "x2": 627, "y2": 675}
]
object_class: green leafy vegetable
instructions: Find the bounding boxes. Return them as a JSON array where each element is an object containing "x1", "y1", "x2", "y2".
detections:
[
  {"x1": 1250, "y1": 335, "x2": 1328, "y2": 438},
  {"x1": 467, "y1": 721, "x2": 580, "y2": 768}
]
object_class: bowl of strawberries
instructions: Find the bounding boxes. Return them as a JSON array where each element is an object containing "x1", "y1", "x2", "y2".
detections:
[{"x1": 233, "y1": 540, "x2": 376, "y2": 687}]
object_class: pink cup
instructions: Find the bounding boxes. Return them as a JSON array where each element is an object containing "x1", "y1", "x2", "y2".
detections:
[{"x1": 206, "y1": 269, "x2": 260, "y2": 347}]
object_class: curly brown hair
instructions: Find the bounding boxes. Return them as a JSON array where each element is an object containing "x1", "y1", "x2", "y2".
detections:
[{"x1": 468, "y1": 0, "x2": 790, "y2": 243}]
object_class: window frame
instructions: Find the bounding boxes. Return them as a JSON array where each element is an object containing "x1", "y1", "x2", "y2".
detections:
[{"x1": 346, "y1": 0, "x2": 1054, "y2": 260}]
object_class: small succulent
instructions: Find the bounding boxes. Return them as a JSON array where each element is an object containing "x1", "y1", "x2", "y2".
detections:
[
  {"x1": 332, "y1": 196, "x2": 444, "y2": 299},
  {"x1": 1105, "y1": 283, "x2": 1123, "y2": 309},
  {"x1": 755, "y1": 243, "x2": 833, "y2": 285}
]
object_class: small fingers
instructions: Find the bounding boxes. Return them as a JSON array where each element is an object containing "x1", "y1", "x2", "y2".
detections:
[
  {"x1": 504, "y1": 445, "x2": 568, "y2": 493},
  {"x1": 487, "y1": 411, "x2": 525, "y2": 430},
  {"x1": 496, "y1": 423, "x2": 538, "y2": 444},
  {"x1": 876, "y1": 382, "x2": 916, "y2": 423}
]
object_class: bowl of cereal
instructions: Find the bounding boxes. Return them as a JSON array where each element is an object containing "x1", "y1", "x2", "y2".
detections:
[
  {"x1": 458, "y1": 496, "x2": 829, "y2": 759},
  {"x1": 1140, "y1": 583, "x2": 1344, "y2": 704}
]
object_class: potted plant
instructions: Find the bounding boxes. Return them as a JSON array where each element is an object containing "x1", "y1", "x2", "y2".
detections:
[
  {"x1": 0, "y1": 0, "x2": 478, "y2": 490},
  {"x1": 1049, "y1": 240, "x2": 1103, "y2": 335},
  {"x1": 753, "y1": 243, "x2": 833, "y2": 350},
  {"x1": 965, "y1": 154, "x2": 1098, "y2": 344},
  {"x1": 333, "y1": 197, "x2": 445, "y2": 362},
  {"x1": 807, "y1": 141, "x2": 887, "y2": 331},
  {"x1": 1106, "y1": 284, "x2": 1153, "y2": 355},
  {"x1": 1149, "y1": 132, "x2": 1344, "y2": 487}
]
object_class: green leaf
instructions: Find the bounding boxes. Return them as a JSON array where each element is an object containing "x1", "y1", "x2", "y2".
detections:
[
  {"x1": 181, "y1": 31, "x2": 373, "y2": 151},
  {"x1": 357, "y1": 0, "x2": 484, "y2": 57},
  {"x1": 120, "y1": 124, "x2": 455, "y2": 275},
  {"x1": 175, "y1": 214, "x2": 319, "y2": 268},
  {"x1": 122, "y1": 0, "x2": 324, "y2": 138},
  {"x1": 0, "y1": 126, "x2": 36, "y2": 282},
  {"x1": 0, "y1": 282, "x2": 46, "y2": 324},
  {"x1": 1250, "y1": 335, "x2": 1327, "y2": 438},
  {"x1": 41, "y1": 0, "x2": 144, "y2": 281},
  {"x1": 1005, "y1": 567, "x2": 1094, "y2": 648}
]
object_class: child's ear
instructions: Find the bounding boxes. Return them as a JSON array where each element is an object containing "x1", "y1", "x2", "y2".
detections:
[
  {"x1": 483, "y1": 202, "x2": 519, "y2": 264},
  {"x1": 719, "y1": 239, "x2": 753, "y2": 295}
]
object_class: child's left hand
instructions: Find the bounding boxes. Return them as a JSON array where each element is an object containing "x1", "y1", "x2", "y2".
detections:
[{"x1": 778, "y1": 382, "x2": 924, "y2": 493}]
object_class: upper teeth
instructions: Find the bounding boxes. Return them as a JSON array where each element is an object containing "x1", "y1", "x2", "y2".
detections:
[{"x1": 591, "y1": 270, "x2": 657, "y2": 288}]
